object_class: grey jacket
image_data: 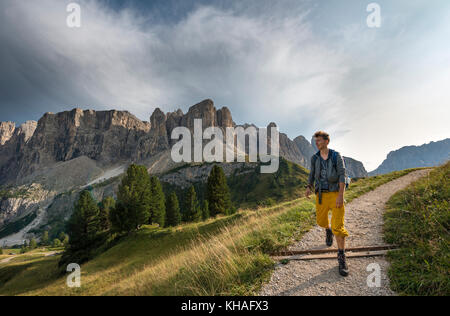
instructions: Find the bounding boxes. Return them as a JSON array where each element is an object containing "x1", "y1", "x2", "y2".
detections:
[{"x1": 308, "y1": 149, "x2": 347, "y2": 204}]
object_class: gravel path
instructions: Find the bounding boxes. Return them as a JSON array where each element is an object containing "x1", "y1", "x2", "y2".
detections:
[
  {"x1": 0, "y1": 251, "x2": 60, "y2": 264},
  {"x1": 259, "y1": 169, "x2": 431, "y2": 296}
]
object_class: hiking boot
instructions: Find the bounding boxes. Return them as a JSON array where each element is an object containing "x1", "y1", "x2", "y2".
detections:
[
  {"x1": 338, "y1": 252, "x2": 349, "y2": 277},
  {"x1": 326, "y1": 228, "x2": 333, "y2": 247}
]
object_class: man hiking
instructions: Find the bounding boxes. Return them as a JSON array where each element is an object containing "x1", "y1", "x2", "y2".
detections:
[{"x1": 305, "y1": 131, "x2": 349, "y2": 277}]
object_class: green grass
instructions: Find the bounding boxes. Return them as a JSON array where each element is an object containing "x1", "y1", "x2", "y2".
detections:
[
  {"x1": 384, "y1": 162, "x2": 449, "y2": 296},
  {"x1": 345, "y1": 167, "x2": 427, "y2": 203},
  {"x1": 0, "y1": 166, "x2": 426, "y2": 296}
]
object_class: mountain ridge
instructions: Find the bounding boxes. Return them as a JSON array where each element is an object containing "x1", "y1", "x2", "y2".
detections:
[
  {"x1": 0, "y1": 99, "x2": 368, "y2": 188},
  {"x1": 369, "y1": 138, "x2": 450, "y2": 176},
  {"x1": 0, "y1": 99, "x2": 369, "y2": 245}
]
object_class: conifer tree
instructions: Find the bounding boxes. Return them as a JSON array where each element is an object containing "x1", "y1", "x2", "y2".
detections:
[
  {"x1": 41, "y1": 231, "x2": 49, "y2": 246},
  {"x1": 201, "y1": 200, "x2": 210, "y2": 221},
  {"x1": 99, "y1": 196, "x2": 115, "y2": 231},
  {"x1": 149, "y1": 176, "x2": 166, "y2": 227},
  {"x1": 110, "y1": 165, "x2": 151, "y2": 232},
  {"x1": 165, "y1": 192, "x2": 181, "y2": 227},
  {"x1": 58, "y1": 232, "x2": 66, "y2": 243},
  {"x1": 53, "y1": 239, "x2": 62, "y2": 248},
  {"x1": 184, "y1": 185, "x2": 201, "y2": 222},
  {"x1": 67, "y1": 190, "x2": 101, "y2": 251},
  {"x1": 29, "y1": 238, "x2": 37, "y2": 249},
  {"x1": 206, "y1": 165, "x2": 232, "y2": 216}
]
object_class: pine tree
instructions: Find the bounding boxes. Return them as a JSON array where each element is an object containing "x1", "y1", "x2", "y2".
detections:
[
  {"x1": 53, "y1": 239, "x2": 62, "y2": 248},
  {"x1": 165, "y1": 192, "x2": 181, "y2": 227},
  {"x1": 149, "y1": 176, "x2": 166, "y2": 227},
  {"x1": 184, "y1": 185, "x2": 201, "y2": 222},
  {"x1": 206, "y1": 165, "x2": 232, "y2": 216},
  {"x1": 67, "y1": 190, "x2": 101, "y2": 252},
  {"x1": 62, "y1": 234, "x2": 69, "y2": 246},
  {"x1": 99, "y1": 196, "x2": 115, "y2": 231},
  {"x1": 29, "y1": 238, "x2": 37, "y2": 249},
  {"x1": 201, "y1": 200, "x2": 210, "y2": 221},
  {"x1": 60, "y1": 190, "x2": 102, "y2": 266},
  {"x1": 41, "y1": 231, "x2": 49, "y2": 246},
  {"x1": 110, "y1": 164, "x2": 151, "y2": 232},
  {"x1": 58, "y1": 232, "x2": 66, "y2": 243}
]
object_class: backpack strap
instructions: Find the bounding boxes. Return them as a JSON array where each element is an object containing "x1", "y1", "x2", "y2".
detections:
[
  {"x1": 312, "y1": 151, "x2": 320, "y2": 165},
  {"x1": 313, "y1": 150, "x2": 337, "y2": 168},
  {"x1": 331, "y1": 150, "x2": 338, "y2": 169}
]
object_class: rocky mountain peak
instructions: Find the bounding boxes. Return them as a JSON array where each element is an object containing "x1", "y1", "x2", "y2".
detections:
[
  {"x1": 15, "y1": 121, "x2": 38, "y2": 143},
  {"x1": 267, "y1": 122, "x2": 277, "y2": 130},
  {"x1": 0, "y1": 121, "x2": 16, "y2": 145},
  {"x1": 217, "y1": 107, "x2": 234, "y2": 128},
  {"x1": 182, "y1": 99, "x2": 217, "y2": 129},
  {"x1": 150, "y1": 108, "x2": 168, "y2": 138}
]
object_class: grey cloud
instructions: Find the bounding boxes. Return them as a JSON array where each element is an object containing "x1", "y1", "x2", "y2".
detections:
[{"x1": 0, "y1": 0, "x2": 348, "y2": 137}]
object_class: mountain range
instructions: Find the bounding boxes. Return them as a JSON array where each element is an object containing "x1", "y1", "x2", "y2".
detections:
[
  {"x1": 369, "y1": 138, "x2": 450, "y2": 176},
  {"x1": 0, "y1": 99, "x2": 370, "y2": 245}
]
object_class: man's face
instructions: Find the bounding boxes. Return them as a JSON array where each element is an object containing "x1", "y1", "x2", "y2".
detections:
[{"x1": 315, "y1": 136, "x2": 329, "y2": 150}]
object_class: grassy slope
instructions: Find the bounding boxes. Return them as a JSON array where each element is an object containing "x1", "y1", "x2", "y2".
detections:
[
  {"x1": 384, "y1": 162, "x2": 449, "y2": 296},
  {"x1": 0, "y1": 167, "x2": 426, "y2": 296},
  {"x1": 162, "y1": 158, "x2": 310, "y2": 212}
]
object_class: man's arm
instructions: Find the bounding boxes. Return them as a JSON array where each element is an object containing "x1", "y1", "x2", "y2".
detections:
[
  {"x1": 336, "y1": 152, "x2": 346, "y2": 207},
  {"x1": 305, "y1": 156, "x2": 315, "y2": 197},
  {"x1": 336, "y1": 151, "x2": 347, "y2": 184},
  {"x1": 307, "y1": 155, "x2": 316, "y2": 189}
]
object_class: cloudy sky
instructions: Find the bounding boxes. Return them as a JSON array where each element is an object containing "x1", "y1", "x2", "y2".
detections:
[{"x1": 0, "y1": 0, "x2": 449, "y2": 171}]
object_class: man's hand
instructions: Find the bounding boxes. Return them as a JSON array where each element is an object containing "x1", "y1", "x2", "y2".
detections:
[
  {"x1": 305, "y1": 187, "x2": 311, "y2": 198},
  {"x1": 336, "y1": 193, "x2": 344, "y2": 208}
]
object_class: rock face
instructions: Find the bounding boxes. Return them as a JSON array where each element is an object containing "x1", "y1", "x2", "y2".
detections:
[
  {"x1": 0, "y1": 121, "x2": 16, "y2": 145},
  {"x1": 369, "y1": 138, "x2": 450, "y2": 175},
  {"x1": 16, "y1": 121, "x2": 38, "y2": 143},
  {"x1": 0, "y1": 183, "x2": 54, "y2": 246},
  {"x1": 344, "y1": 157, "x2": 369, "y2": 178},
  {"x1": 294, "y1": 136, "x2": 317, "y2": 169},
  {"x1": 0, "y1": 100, "x2": 370, "y2": 187},
  {"x1": 278, "y1": 133, "x2": 309, "y2": 167}
]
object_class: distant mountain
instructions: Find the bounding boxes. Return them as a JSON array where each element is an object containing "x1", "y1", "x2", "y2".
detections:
[{"x1": 369, "y1": 138, "x2": 450, "y2": 176}]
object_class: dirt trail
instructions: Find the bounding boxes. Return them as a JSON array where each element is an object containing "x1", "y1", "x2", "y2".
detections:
[
  {"x1": 259, "y1": 169, "x2": 431, "y2": 296},
  {"x1": 0, "y1": 251, "x2": 61, "y2": 264}
]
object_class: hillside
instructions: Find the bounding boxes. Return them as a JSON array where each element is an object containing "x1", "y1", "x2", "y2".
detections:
[
  {"x1": 384, "y1": 161, "x2": 449, "y2": 296},
  {"x1": 0, "y1": 167, "x2": 426, "y2": 296},
  {"x1": 161, "y1": 157, "x2": 310, "y2": 211},
  {"x1": 370, "y1": 138, "x2": 450, "y2": 176}
]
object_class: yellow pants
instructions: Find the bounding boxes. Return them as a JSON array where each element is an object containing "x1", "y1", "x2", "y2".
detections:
[{"x1": 315, "y1": 192, "x2": 349, "y2": 237}]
